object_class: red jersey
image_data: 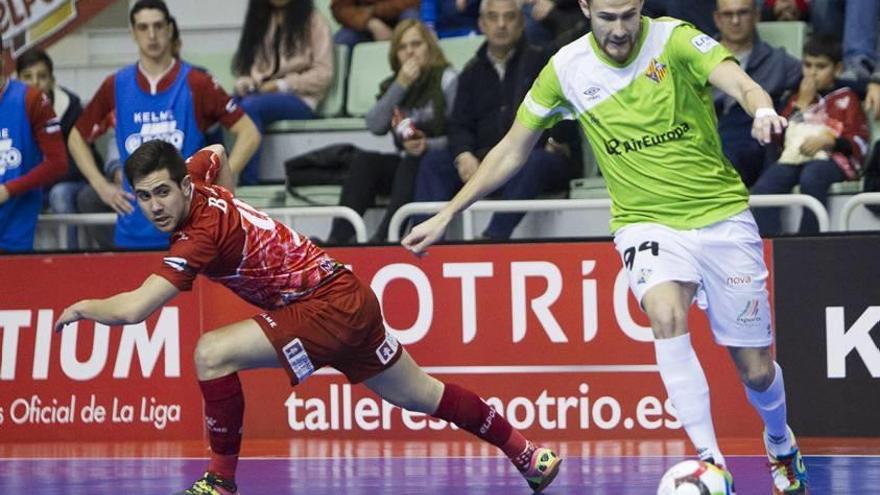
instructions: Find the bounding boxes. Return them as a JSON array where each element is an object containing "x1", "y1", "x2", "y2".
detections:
[
  {"x1": 156, "y1": 150, "x2": 343, "y2": 310},
  {"x1": 75, "y1": 60, "x2": 245, "y2": 143}
]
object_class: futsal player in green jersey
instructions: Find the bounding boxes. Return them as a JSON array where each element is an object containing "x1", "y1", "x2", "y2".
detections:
[{"x1": 403, "y1": 1, "x2": 808, "y2": 492}]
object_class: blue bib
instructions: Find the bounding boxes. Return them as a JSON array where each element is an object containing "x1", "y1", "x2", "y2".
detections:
[
  {"x1": 114, "y1": 62, "x2": 204, "y2": 249},
  {"x1": 0, "y1": 80, "x2": 43, "y2": 252}
]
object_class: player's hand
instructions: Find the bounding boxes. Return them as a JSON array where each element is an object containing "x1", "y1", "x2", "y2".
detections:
[
  {"x1": 402, "y1": 213, "x2": 451, "y2": 256},
  {"x1": 96, "y1": 180, "x2": 135, "y2": 214},
  {"x1": 0, "y1": 185, "x2": 9, "y2": 205},
  {"x1": 54, "y1": 302, "x2": 85, "y2": 332},
  {"x1": 865, "y1": 82, "x2": 880, "y2": 120},
  {"x1": 800, "y1": 133, "x2": 834, "y2": 156},
  {"x1": 751, "y1": 108, "x2": 788, "y2": 145}
]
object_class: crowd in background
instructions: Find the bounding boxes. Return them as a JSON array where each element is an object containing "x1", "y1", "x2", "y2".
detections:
[{"x1": 0, "y1": 0, "x2": 878, "y2": 252}]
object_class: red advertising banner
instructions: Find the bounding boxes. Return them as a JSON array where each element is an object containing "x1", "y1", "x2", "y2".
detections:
[
  {"x1": 0, "y1": 252, "x2": 203, "y2": 442},
  {"x1": 0, "y1": 241, "x2": 770, "y2": 444}
]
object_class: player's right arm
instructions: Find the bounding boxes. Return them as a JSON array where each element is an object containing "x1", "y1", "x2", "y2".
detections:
[
  {"x1": 402, "y1": 122, "x2": 542, "y2": 254},
  {"x1": 54, "y1": 275, "x2": 180, "y2": 331},
  {"x1": 402, "y1": 58, "x2": 569, "y2": 255}
]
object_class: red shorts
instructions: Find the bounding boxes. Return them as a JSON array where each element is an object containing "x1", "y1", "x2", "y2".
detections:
[{"x1": 252, "y1": 270, "x2": 403, "y2": 385}]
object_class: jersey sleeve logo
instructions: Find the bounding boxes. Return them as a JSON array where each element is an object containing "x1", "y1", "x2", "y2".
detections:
[
  {"x1": 163, "y1": 256, "x2": 189, "y2": 272},
  {"x1": 691, "y1": 34, "x2": 719, "y2": 54},
  {"x1": 645, "y1": 59, "x2": 668, "y2": 83}
]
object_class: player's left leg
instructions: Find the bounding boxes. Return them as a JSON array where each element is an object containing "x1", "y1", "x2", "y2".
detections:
[
  {"x1": 363, "y1": 350, "x2": 562, "y2": 493},
  {"x1": 728, "y1": 346, "x2": 808, "y2": 494},
  {"x1": 697, "y1": 211, "x2": 808, "y2": 494},
  {"x1": 177, "y1": 318, "x2": 281, "y2": 495}
]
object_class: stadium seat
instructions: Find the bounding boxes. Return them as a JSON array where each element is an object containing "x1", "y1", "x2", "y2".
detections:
[
  {"x1": 318, "y1": 45, "x2": 348, "y2": 117},
  {"x1": 347, "y1": 40, "x2": 393, "y2": 116},
  {"x1": 314, "y1": 0, "x2": 342, "y2": 34},
  {"x1": 756, "y1": 21, "x2": 806, "y2": 59},
  {"x1": 265, "y1": 46, "x2": 368, "y2": 132},
  {"x1": 184, "y1": 52, "x2": 235, "y2": 93},
  {"x1": 438, "y1": 35, "x2": 485, "y2": 70}
]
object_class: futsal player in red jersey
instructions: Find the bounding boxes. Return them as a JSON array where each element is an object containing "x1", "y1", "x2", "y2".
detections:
[{"x1": 54, "y1": 140, "x2": 562, "y2": 495}]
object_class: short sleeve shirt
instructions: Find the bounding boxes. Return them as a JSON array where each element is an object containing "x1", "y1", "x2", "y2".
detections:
[{"x1": 517, "y1": 17, "x2": 749, "y2": 232}]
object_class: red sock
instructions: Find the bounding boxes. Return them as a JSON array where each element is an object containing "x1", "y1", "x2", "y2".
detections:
[
  {"x1": 199, "y1": 374, "x2": 244, "y2": 480},
  {"x1": 431, "y1": 383, "x2": 529, "y2": 462}
]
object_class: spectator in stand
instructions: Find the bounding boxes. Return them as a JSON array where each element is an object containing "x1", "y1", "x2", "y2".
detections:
[
  {"x1": 523, "y1": 0, "x2": 589, "y2": 47},
  {"x1": 331, "y1": 0, "x2": 420, "y2": 47},
  {"x1": 0, "y1": 53, "x2": 67, "y2": 252},
  {"x1": 643, "y1": 0, "x2": 718, "y2": 36},
  {"x1": 413, "y1": 0, "x2": 576, "y2": 240},
  {"x1": 840, "y1": 0, "x2": 878, "y2": 84},
  {"x1": 421, "y1": 0, "x2": 480, "y2": 38},
  {"x1": 760, "y1": 0, "x2": 808, "y2": 21},
  {"x1": 233, "y1": 0, "x2": 333, "y2": 185},
  {"x1": 68, "y1": 0, "x2": 260, "y2": 250},
  {"x1": 15, "y1": 49, "x2": 100, "y2": 234},
  {"x1": 327, "y1": 20, "x2": 458, "y2": 244},
  {"x1": 714, "y1": 0, "x2": 801, "y2": 187},
  {"x1": 752, "y1": 35, "x2": 869, "y2": 235}
]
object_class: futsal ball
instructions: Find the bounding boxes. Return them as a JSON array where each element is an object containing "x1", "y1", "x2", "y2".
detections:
[{"x1": 656, "y1": 460, "x2": 733, "y2": 495}]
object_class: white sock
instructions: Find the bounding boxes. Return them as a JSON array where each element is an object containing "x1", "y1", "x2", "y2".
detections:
[
  {"x1": 745, "y1": 361, "x2": 792, "y2": 456},
  {"x1": 655, "y1": 333, "x2": 723, "y2": 465}
]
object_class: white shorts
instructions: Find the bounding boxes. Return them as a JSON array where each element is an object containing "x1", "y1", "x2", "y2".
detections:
[{"x1": 613, "y1": 210, "x2": 773, "y2": 347}]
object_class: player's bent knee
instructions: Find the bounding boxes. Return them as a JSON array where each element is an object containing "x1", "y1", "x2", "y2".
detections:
[
  {"x1": 194, "y1": 332, "x2": 238, "y2": 379},
  {"x1": 646, "y1": 304, "x2": 688, "y2": 338},
  {"x1": 739, "y1": 363, "x2": 775, "y2": 391}
]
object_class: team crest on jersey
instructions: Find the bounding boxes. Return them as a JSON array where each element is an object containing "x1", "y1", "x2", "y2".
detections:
[{"x1": 645, "y1": 59, "x2": 668, "y2": 83}]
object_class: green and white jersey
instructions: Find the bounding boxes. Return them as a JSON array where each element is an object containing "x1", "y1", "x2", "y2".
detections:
[{"x1": 517, "y1": 16, "x2": 749, "y2": 232}]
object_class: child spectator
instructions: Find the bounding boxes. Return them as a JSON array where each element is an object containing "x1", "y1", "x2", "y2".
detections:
[{"x1": 752, "y1": 35, "x2": 870, "y2": 235}]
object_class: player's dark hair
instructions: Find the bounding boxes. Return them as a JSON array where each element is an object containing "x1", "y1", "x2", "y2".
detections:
[
  {"x1": 129, "y1": 0, "x2": 172, "y2": 26},
  {"x1": 803, "y1": 34, "x2": 842, "y2": 63},
  {"x1": 15, "y1": 48, "x2": 53, "y2": 75},
  {"x1": 125, "y1": 140, "x2": 187, "y2": 187},
  {"x1": 232, "y1": 0, "x2": 314, "y2": 77}
]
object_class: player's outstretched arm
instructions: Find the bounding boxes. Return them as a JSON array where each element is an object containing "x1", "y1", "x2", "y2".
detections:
[
  {"x1": 708, "y1": 60, "x2": 788, "y2": 144},
  {"x1": 54, "y1": 275, "x2": 180, "y2": 332},
  {"x1": 402, "y1": 121, "x2": 543, "y2": 255}
]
